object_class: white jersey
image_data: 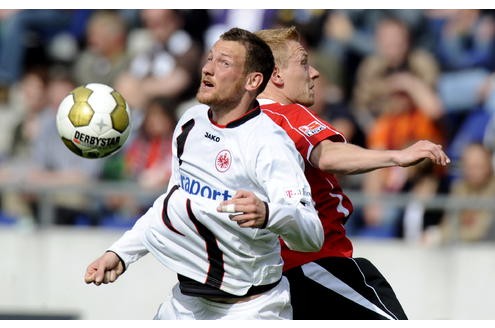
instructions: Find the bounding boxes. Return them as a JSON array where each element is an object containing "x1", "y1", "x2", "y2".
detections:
[{"x1": 109, "y1": 103, "x2": 323, "y2": 296}]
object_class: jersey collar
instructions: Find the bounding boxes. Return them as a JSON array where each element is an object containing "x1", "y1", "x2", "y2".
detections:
[
  {"x1": 257, "y1": 98, "x2": 277, "y2": 106},
  {"x1": 208, "y1": 101, "x2": 262, "y2": 128}
]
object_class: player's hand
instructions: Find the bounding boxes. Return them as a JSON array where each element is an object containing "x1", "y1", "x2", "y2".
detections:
[
  {"x1": 84, "y1": 251, "x2": 124, "y2": 286},
  {"x1": 217, "y1": 190, "x2": 267, "y2": 228},
  {"x1": 397, "y1": 140, "x2": 450, "y2": 167}
]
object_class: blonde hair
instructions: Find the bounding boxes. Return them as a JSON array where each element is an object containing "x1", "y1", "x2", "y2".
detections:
[{"x1": 255, "y1": 26, "x2": 300, "y2": 69}]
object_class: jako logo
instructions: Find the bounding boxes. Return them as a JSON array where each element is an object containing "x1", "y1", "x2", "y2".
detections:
[
  {"x1": 180, "y1": 174, "x2": 233, "y2": 201},
  {"x1": 204, "y1": 131, "x2": 220, "y2": 142}
]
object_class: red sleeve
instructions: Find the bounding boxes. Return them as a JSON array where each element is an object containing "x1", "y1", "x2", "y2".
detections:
[{"x1": 262, "y1": 103, "x2": 346, "y2": 161}]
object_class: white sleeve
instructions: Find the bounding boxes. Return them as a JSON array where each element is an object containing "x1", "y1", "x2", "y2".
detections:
[
  {"x1": 106, "y1": 208, "x2": 152, "y2": 270},
  {"x1": 265, "y1": 201, "x2": 323, "y2": 252},
  {"x1": 108, "y1": 111, "x2": 195, "y2": 269},
  {"x1": 255, "y1": 130, "x2": 324, "y2": 252}
]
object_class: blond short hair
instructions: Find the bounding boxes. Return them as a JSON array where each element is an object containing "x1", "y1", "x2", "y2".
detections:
[{"x1": 255, "y1": 26, "x2": 300, "y2": 69}]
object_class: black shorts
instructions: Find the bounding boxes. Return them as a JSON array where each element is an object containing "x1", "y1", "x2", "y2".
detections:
[{"x1": 283, "y1": 257, "x2": 408, "y2": 320}]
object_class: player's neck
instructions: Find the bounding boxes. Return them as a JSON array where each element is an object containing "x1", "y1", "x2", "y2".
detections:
[
  {"x1": 210, "y1": 97, "x2": 258, "y2": 126},
  {"x1": 258, "y1": 88, "x2": 292, "y2": 105}
]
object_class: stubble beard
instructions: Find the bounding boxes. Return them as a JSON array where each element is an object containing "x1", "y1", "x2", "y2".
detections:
[
  {"x1": 294, "y1": 94, "x2": 314, "y2": 108},
  {"x1": 299, "y1": 88, "x2": 315, "y2": 107},
  {"x1": 196, "y1": 79, "x2": 246, "y2": 111}
]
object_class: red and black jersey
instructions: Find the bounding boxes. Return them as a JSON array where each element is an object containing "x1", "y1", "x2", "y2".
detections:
[{"x1": 259, "y1": 99, "x2": 354, "y2": 271}]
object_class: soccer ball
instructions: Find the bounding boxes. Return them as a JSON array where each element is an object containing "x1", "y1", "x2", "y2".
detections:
[{"x1": 56, "y1": 83, "x2": 131, "y2": 159}]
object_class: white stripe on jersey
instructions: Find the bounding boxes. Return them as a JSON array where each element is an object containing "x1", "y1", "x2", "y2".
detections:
[
  {"x1": 325, "y1": 178, "x2": 350, "y2": 217},
  {"x1": 301, "y1": 262, "x2": 396, "y2": 320}
]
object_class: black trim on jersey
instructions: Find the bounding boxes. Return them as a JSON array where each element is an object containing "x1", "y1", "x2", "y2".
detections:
[
  {"x1": 185, "y1": 198, "x2": 224, "y2": 289},
  {"x1": 178, "y1": 274, "x2": 282, "y2": 298},
  {"x1": 261, "y1": 201, "x2": 269, "y2": 229},
  {"x1": 207, "y1": 101, "x2": 262, "y2": 128},
  {"x1": 161, "y1": 185, "x2": 184, "y2": 236},
  {"x1": 226, "y1": 107, "x2": 261, "y2": 128},
  {"x1": 177, "y1": 119, "x2": 195, "y2": 165}
]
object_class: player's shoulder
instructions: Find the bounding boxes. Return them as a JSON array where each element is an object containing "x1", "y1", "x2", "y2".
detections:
[
  {"x1": 178, "y1": 103, "x2": 209, "y2": 123},
  {"x1": 254, "y1": 106, "x2": 287, "y2": 130},
  {"x1": 255, "y1": 112, "x2": 298, "y2": 145},
  {"x1": 258, "y1": 98, "x2": 309, "y2": 110},
  {"x1": 258, "y1": 98, "x2": 314, "y2": 119},
  {"x1": 253, "y1": 113, "x2": 305, "y2": 164},
  {"x1": 182, "y1": 103, "x2": 209, "y2": 116}
]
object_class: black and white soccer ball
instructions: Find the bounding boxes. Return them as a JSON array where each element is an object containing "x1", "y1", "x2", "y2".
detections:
[{"x1": 56, "y1": 83, "x2": 131, "y2": 159}]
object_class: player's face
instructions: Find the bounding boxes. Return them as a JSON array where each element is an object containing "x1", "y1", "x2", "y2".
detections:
[
  {"x1": 280, "y1": 40, "x2": 319, "y2": 107},
  {"x1": 197, "y1": 40, "x2": 247, "y2": 109}
]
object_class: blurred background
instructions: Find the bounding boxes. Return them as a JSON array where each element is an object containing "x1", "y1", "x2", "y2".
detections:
[{"x1": 1, "y1": 9, "x2": 495, "y2": 319}]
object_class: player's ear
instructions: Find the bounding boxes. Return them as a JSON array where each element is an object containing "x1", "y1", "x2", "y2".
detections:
[
  {"x1": 245, "y1": 72, "x2": 263, "y2": 92},
  {"x1": 270, "y1": 66, "x2": 284, "y2": 87}
]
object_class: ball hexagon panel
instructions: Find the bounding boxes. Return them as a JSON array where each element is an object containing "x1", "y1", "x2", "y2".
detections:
[
  {"x1": 69, "y1": 86, "x2": 95, "y2": 127},
  {"x1": 110, "y1": 90, "x2": 130, "y2": 133}
]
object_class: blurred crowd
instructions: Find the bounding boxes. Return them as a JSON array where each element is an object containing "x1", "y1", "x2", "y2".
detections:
[{"x1": 0, "y1": 9, "x2": 494, "y2": 244}]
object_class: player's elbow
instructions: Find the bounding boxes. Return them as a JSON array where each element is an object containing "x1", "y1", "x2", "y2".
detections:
[
  {"x1": 312, "y1": 141, "x2": 350, "y2": 175},
  {"x1": 291, "y1": 225, "x2": 324, "y2": 252},
  {"x1": 318, "y1": 156, "x2": 349, "y2": 175},
  {"x1": 306, "y1": 228, "x2": 324, "y2": 252}
]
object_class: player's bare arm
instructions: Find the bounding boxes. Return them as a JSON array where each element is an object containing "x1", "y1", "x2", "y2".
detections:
[
  {"x1": 311, "y1": 139, "x2": 450, "y2": 175},
  {"x1": 84, "y1": 251, "x2": 125, "y2": 286},
  {"x1": 394, "y1": 140, "x2": 450, "y2": 167},
  {"x1": 217, "y1": 190, "x2": 267, "y2": 228}
]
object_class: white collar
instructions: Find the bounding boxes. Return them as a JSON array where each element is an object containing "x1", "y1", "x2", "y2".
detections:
[{"x1": 256, "y1": 98, "x2": 277, "y2": 105}]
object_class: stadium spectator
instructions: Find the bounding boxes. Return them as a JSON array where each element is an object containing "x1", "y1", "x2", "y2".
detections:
[
  {"x1": 315, "y1": 10, "x2": 427, "y2": 102},
  {"x1": 351, "y1": 17, "x2": 445, "y2": 237},
  {"x1": 98, "y1": 97, "x2": 178, "y2": 224},
  {"x1": 484, "y1": 112, "x2": 495, "y2": 156},
  {"x1": 352, "y1": 17, "x2": 442, "y2": 134},
  {"x1": 429, "y1": 143, "x2": 495, "y2": 243},
  {"x1": 114, "y1": 9, "x2": 202, "y2": 113},
  {"x1": 72, "y1": 10, "x2": 131, "y2": 86},
  {"x1": 310, "y1": 53, "x2": 366, "y2": 152},
  {"x1": 204, "y1": 9, "x2": 278, "y2": 50},
  {"x1": 0, "y1": 10, "x2": 84, "y2": 100},
  {"x1": 123, "y1": 97, "x2": 176, "y2": 191},
  {"x1": 432, "y1": 10, "x2": 495, "y2": 112},
  {"x1": 427, "y1": 10, "x2": 495, "y2": 169},
  {"x1": 8, "y1": 67, "x2": 49, "y2": 160},
  {"x1": 398, "y1": 159, "x2": 450, "y2": 242},
  {"x1": 16, "y1": 68, "x2": 101, "y2": 225},
  {"x1": 0, "y1": 67, "x2": 49, "y2": 224}
]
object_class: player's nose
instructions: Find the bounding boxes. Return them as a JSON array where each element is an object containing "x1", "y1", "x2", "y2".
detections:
[
  {"x1": 201, "y1": 60, "x2": 214, "y2": 76},
  {"x1": 309, "y1": 65, "x2": 320, "y2": 80}
]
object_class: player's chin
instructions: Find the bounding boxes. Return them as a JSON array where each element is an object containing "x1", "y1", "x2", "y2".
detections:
[
  {"x1": 299, "y1": 96, "x2": 314, "y2": 107},
  {"x1": 197, "y1": 94, "x2": 213, "y2": 106},
  {"x1": 196, "y1": 88, "x2": 216, "y2": 102}
]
